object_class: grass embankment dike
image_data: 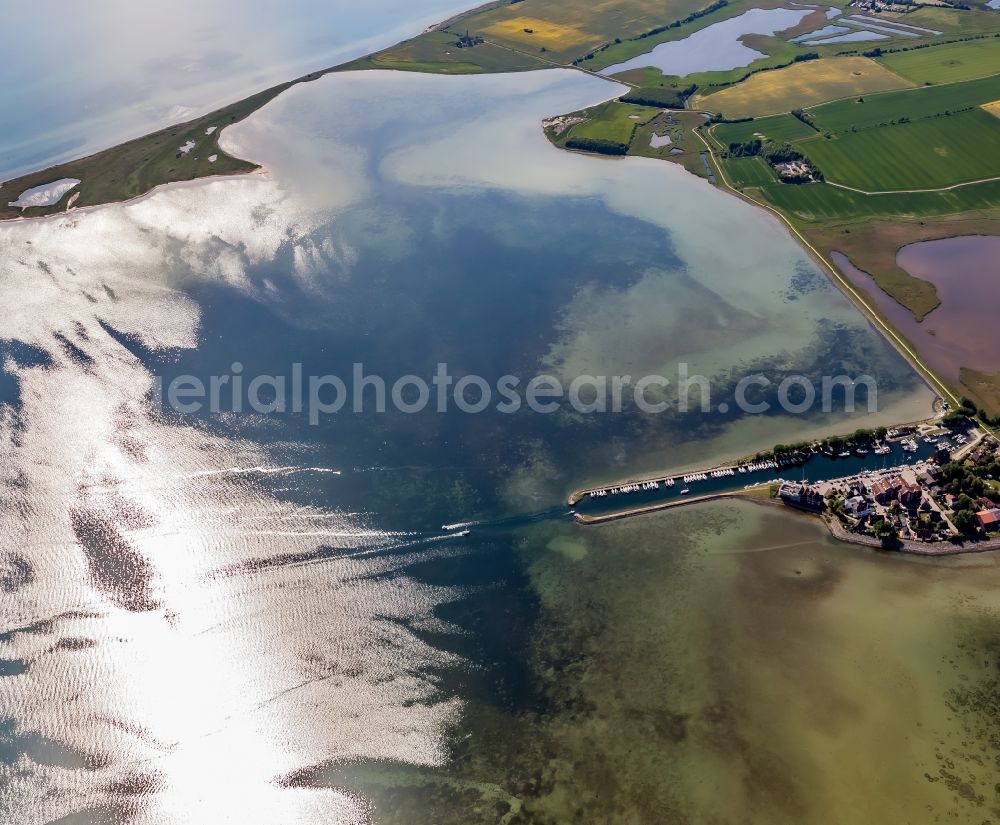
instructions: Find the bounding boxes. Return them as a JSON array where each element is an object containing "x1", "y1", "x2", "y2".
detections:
[
  {"x1": 699, "y1": 124, "x2": 1000, "y2": 415},
  {"x1": 419, "y1": 0, "x2": 1000, "y2": 422},
  {"x1": 548, "y1": 50, "x2": 1000, "y2": 344}
]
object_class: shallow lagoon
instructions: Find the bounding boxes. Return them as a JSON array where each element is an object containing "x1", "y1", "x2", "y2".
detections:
[
  {"x1": 603, "y1": 7, "x2": 812, "y2": 76},
  {"x1": 792, "y1": 24, "x2": 849, "y2": 41},
  {"x1": 6, "y1": 178, "x2": 79, "y2": 209},
  {"x1": 804, "y1": 28, "x2": 887, "y2": 44},
  {"x1": 0, "y1": 68, "x2": 955, "y2": 823},
  {"x1": 836, "y1": 239, "x2": 1000, "y2": 383}
]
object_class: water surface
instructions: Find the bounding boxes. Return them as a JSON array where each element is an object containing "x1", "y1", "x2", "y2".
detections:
[
  {"x1": 0, "y1": 0, "x2": 472, "y2": 180},
  {"x1": 294, "y1": 500, "x2": 1000, "y2": 823},
  {"x1": 792, "y1": 24, "x2": 849, "y2": 42},
  {"x1": 603, "y1": 8, "x2": 812, "y2": 77},
  {"x1": 0, "y1": 68, "x2": 942, "y2": 822},
  {"x1": 804, "y1": 29, "x2": 887, "y2": 44},
  {"x1": 835, "y1": 239, "x2": 1000, "y2": 382}
]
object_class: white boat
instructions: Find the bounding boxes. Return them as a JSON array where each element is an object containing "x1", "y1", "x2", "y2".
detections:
[{"x1": 680, "y1": 488, "x2": 690, "y2": 495}]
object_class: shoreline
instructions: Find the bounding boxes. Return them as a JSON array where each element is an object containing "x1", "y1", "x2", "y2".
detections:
[
  {"x1": 8, "y1": 2, "x2": 995, "y2": 545},
  {"x1": 0, "y1": 0, "x2": 551, "y2": 225},
  {"x1": 694, "y1": 124, "x2": 961, "y2": 411},
  {"x1": 575, "y1": 492, "x2": 1000, "y2": 556},
  {"x1": 0, "y1": 168, "x2": 271, "y2": 226},
  {"x1": 566, "y1": 412, "x2": 942, "y2": 505}
]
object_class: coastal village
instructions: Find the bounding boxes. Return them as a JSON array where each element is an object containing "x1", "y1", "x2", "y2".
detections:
[
  {"x1": 779, "y1": 420, "x2": 1000, "y2": 550},
  {"x1": 575, "y1": 411, "x2": 1000, "y2": 553}
]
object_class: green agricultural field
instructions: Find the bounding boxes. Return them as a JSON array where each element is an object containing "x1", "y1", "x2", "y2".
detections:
[
  {"x1": 799, "y1": 109, "x2": 1000, "y2": 191},
  {"x1": 712, "y1": 113, "x2": 819, "y2": 145},
  {"x1": 878, "y1": 38, "x2": 1000, "y2": 85},
  {"x1": 567, "y1": 101, "x2": 658, "y2": 144},
  {"x1": 807, "y1": 72, "x2": 1000, "y2": 132},
  {"x1": 609, "y1": 66, "x2": 669, "y2": 86},
  {"x1": 721, "y1": 156, "x2": 776, "y2": 187},
  {"x1": 756, "y1": 176, "x2": 1000, "y2": 222},
  {"x1": 892, "y1": 5, "x2": 1000, "y2": 38},
  {"x1": 756, "y1": 180, "x2": 896, "y2": 221}
]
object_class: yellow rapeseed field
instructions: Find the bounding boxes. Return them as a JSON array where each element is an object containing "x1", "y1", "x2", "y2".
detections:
[
  {"x1": 458, "y1": 0, "x2": 710, "y2": 62},
  {"x1": 483, "y1": 17, "x2": 594, "y2": 50},
  {"x1": 694, "y1": 56, "x2": 914, "y2": 119},
  {"x1": 982, "y1": 100, "x2": 1000, "y2": 119}
]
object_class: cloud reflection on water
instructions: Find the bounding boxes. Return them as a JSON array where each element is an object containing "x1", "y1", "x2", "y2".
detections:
[{"x1": 0, "y1": 68, "x2": 934, "y2": 822}]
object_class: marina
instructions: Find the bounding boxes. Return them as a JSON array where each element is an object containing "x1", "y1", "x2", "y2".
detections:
[{"x1": 571, "y1": 435, "x2": 945, "y2": 518}]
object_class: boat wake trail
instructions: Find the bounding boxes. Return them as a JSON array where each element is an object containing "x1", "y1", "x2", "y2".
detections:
[{"x1": 441, "y1": 506, "x2": 574, "y2": 534}]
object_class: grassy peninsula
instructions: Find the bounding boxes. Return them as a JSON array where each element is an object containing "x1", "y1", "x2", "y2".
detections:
[{"x1": 0, "y1": 83, "x2": 301, "y2": 221}]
